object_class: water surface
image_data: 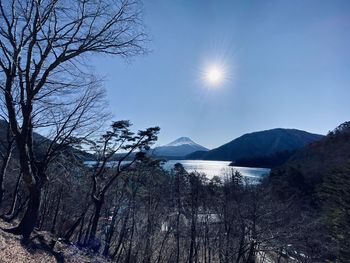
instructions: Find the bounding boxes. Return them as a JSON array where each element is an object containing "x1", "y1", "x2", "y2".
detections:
[
  {"x1": 163, "y1": 160, "x2": 270, "y2": 180},
  {"x1": 85, "y1": 159, "x2": 270, "y2": 181}
]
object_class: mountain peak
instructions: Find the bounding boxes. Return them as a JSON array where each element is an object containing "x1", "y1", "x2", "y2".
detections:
[
  {"x1": 166, "y1": 137, "x2": 195, "y2": 146},
  {"x1": 153, "y1": 137, "x2": 209, "y2": 157}
]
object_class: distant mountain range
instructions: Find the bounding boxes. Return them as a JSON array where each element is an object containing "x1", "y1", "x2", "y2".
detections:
[
  {"x1": 0, "y1": 119, "x2": 326, "y2": 168},
  {"x1": 152, "y1": 137, "x2": 209, "y2": 157},
  {"x1": 186, "y1": 128, "x2": 324, "y2": 164}
]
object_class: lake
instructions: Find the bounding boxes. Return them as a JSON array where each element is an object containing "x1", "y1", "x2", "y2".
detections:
[
  {"x1": 85, "y1": 159, "x2": 270, "y2": 181},
  {"x1": 163, "y1": 160, "x2": 270, "y2": 180}
]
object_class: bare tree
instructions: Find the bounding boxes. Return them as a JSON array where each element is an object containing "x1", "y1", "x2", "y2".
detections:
[
  {"x1": 85, "y1": 121, "x2": 159, "y2": 247},
  {"x1": 0, "y1": 0, "x2": 147, "y2": 241}
]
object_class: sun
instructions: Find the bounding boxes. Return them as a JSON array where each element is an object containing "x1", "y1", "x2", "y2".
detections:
[{"x1": 203, "y1": 64, "x2": 226, "y2": 87}]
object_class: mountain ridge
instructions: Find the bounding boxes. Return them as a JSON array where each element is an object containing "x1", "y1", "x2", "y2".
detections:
[
  {"x1": 0, "y1": 120, "x2": 92, "y2": 161},
  {"x1": 270, "y1": 122, "x2": 350, "y2": 192},
  {"x1": 186, "y1": 128, "x2": 324, "y2": 162}
]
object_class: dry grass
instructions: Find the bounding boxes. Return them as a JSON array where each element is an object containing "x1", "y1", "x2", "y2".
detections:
[
  {"x1": 0, "y1": 220, "x2": 110, "y2": 263},
  {"x1": 0, "y1": 220, "x2": 55, "y2": 263}
]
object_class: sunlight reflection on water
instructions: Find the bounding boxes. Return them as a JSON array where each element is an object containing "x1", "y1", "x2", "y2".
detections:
[
  {"x1": 85, "y1": 159, "x2": 270, "y2": 182},
  {"x1": 163, "y1": 160, "x2": 270, "y2": 180}
]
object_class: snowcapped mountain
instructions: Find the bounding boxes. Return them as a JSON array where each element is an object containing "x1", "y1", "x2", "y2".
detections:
[
  {"x1": 152, "y1": 137, "x2": 209, "y2": 157},
  {"x1": 164, "y1": 137, "x2": 203, "y2": 147}
]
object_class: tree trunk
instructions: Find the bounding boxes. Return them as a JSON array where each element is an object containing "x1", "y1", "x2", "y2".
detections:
[
  {"x1": 102, "y1": 201, "x2": 121, "y2": 256},
  {"x1": 64, "y1": 210, "x2": 87, "y2": 241},
  {"x1": 225, "y1": 224, "x2": 231, "y2": 263},
  {"x1": 75, "y1": 215, "x2": 84, "y2": 245},
  {"x1": 112, "y1": 199, "x2": 131, "y2": 259},
  {"x1": 103, "y1": 183, "x2": 127, "y2": 256},
  {"x1": 0, "y1": 146, "x2": 12, "y2": 206},
  {"x1": 156, "y1": 226, "x2": 171, "y2": 263},
  {"x1": 236, "y1": 223, "x2": 246, "y2": 263},
  {"x1": 189, "y1": 213, "x2": 197, "y2": 263},
  {"x1": 0, "y1": 127, "x2": 14, "y2": 207},
  {"x1": 3, "y1": 172, "x2": 21, "y2": 220},
  {"x1": 175, "y1": 210, "x2": 181, "y2": 263},
  {"x1": 5, "y1": 133, "x2": 44, "y2": 241},
  {"x1": 83, "y1": 212, "x2": 94, "y2": 245},
  {"x1": 51, "y1": 188, "x2": 62, "y2": 233},
  {"x1": 7, "y1": 185, "x2": 41, "y2": 242},
  {"x1": 88, "y1": 197, "x2": 103, "y2": 242},
  {"x1": 175, "y1": 173, "x2": 181, "y2": 263},
  {"x1": 38, "y1": 188, "x2": 51, "y2": 230},
  {"x1": 125, "y1": 204, "x2": 136, "y2": 263},
  {"x1": 143, "y1": 194, "x2": 154, "y2": 263},
  {"x1": 246, "y1": 241, "x2": 256, "y2": 263}
]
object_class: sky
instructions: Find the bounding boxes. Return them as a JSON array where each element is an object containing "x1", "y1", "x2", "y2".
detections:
[{"x1": 91, "y1": 0, "x2": 350, "y2": 149}]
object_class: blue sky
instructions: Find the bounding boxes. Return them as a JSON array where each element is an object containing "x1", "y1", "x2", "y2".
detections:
[{"x1": 91, "y1": 0, "x2": 350, "y2": 149}]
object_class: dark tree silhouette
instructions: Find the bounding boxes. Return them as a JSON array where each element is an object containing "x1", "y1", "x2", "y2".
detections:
[
  {"x1": 86, "y1": 121, "x2": 159, "y2": 247},
  {"x1": 0, "y1": 0, "x2": 147, "y2": 241}
]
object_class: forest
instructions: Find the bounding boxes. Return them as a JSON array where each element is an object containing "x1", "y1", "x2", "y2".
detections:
[
  {"x1": 0, "y1": 0, "x2": 349, "y2": 262},
  {"x1": 0, "y1": 143, "x2": 335, "y2": 263},
  {"x1": 0, "y1": 119, "x2": 348, "y2": 262}
]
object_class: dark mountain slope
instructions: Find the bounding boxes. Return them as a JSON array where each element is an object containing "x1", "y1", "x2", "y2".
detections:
[
  {"x1": 0, "y1": 120, "x2": 92, "y2": 161},
  {"x1": 270, "y1": 122, "x2": 350, "y2": 197},
  {"x1": 231, "y1": 149, "x2": 297, "y2": 168},
  {"x1": 187, "y1": 128, "x2": 323, "y2": 162},
  {"x1": 268, "y1": 122, "x2": 350, "y2": 261}
]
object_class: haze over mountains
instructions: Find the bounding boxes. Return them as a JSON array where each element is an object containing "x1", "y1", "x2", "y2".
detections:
[{"x1": 186, "y1": 128, "x2": 324, "y2": 162}]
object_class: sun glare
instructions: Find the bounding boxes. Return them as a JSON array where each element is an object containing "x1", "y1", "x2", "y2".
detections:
[{"x1": 203, "y1": 64, "x2": 226, "y2": 87}]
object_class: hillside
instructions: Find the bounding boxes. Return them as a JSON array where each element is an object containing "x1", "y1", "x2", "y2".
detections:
[
  {"x1": 186, "y1": 128, "x2": 324, "y2": 162},
  {"x1": 231, "y1": 149, "x2": 297, "y2": 168},
  {"x1": 0, "y1": 220, "x2": 110, "y2": 263},
  {"x1": 0, "y1": 120, "x2": 92, "y2": 161},
  {"x1": 152, "y1": 137, "x2": 209, "y2": 157},
  {"x1": 268, "y1": 122, "x2": 350, "y2": 261},
  {"x1": 270, "y1": 122, "x2": 350, "y2": 198}
]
